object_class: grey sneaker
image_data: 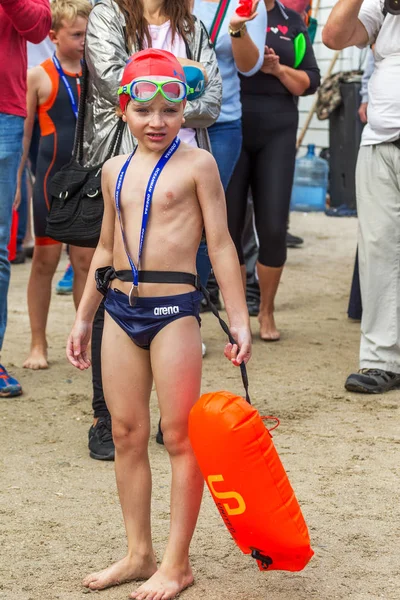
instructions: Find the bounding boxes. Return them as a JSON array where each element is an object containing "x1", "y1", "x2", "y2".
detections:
[{"x1": 345, "y1": 369, "x2": 400, "y2": 394}]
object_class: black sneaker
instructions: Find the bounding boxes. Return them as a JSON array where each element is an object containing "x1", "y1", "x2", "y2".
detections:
[
  {"x1": 10, "y1": 250, "x2": 26, "y2": 265},
  {"x1": 247, "y1": 299, "x2": 260, "y2": 317},
  {"x1": 88, "y1": 415, "x2": 115, "y2": 460},
  {"x1": 345, "y1": 369, "x2": 400, "y2": 394},
  {"x1": 286, "y1": 232, "x2": 304, "y2": 248},
  {"x1": 156, "y1": 419, "x2": 164, "y2": 445}
]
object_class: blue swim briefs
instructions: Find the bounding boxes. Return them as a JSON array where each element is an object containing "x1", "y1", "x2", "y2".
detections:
[{"x1": 104, "y1": 287, "x2": 202, "y2": 350}]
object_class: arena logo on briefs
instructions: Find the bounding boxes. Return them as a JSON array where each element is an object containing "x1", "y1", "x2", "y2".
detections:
[{"x1": 154, "y1": 306, "x2": 180, "y2": 316}]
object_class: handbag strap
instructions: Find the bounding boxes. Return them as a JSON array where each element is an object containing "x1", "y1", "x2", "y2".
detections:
[
  {"x1": 73, "y1": 58, "x2": 126, "y2": 165},
  {"x1": 199, "y1": 281, "x2": 250, "y2": 404},
  {"x1": 104, "y1": 119, "x2": 126, "y2": 161},
  {"x1": 209, "y1": 0, "x2": 231, "y2": 45},
  {"x1": 73, "y1": 58, "x2": 89, "y2": 163}
]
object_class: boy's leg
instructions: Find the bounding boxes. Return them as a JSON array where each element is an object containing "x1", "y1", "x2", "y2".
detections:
[
  {"x1": 23, "y1": 242, "x2": 63, "y2": 369},
  {"x1": 69, "y1": 245, "x2": 95, "y2": 310},
  {"x1": 132, "y1": 316, "x2": 203, "y2": 600},
  {"x1": 83, "y1": 312, "x2": 157, "y2": 590}
]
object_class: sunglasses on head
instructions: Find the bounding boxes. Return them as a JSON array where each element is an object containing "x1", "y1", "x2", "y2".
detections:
[{"x1": 118, "y1": 79, "x2": 193, "y2": 104}]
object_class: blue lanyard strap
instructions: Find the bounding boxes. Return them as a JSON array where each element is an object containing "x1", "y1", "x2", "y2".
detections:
[
  {"x1": 114, "y1": 137, "x2": 181, "y2": 301},
  {"x1": 52, "y1": 53, "x2": 79, "y2": 119}
]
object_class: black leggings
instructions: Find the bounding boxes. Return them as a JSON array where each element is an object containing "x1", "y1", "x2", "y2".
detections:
[
  {"x1": 226, "y1": 94, "x2": 298, "y2": 268},
  {"x1": 91, "y1": 300, "x2": 109, "y2": 419}
]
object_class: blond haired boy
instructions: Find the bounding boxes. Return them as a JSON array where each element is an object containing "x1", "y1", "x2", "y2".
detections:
[
  {"x1": 67, "y1": 49, "x2": 251, "y2": 599},
  {"x1": 15, "y1": 0, "x2": 93, "y2": 370}
]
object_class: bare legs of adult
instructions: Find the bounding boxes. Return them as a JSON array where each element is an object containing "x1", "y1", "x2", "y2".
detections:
[{"x1": 257, "y1": 261, "x2": 283, "y2": 341}]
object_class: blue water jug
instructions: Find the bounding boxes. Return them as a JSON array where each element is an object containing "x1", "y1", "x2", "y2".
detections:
[{"x1": 291, "y1": 144, "x2": 329, "y2": 212}]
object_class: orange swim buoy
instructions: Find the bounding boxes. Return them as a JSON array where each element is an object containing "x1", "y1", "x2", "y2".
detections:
[
  {"x1": 189, "y1": 389, "x2": 314, "y2": 572},
  {"x1": 190, "y1": 284, "x2": 314, "y2": 571}
]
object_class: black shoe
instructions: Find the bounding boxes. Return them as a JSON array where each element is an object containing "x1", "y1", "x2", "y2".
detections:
[
  {"x1": 286, "y1": 232, "x2": 304, "y2": 248},
  {"x1": 345, "y1": 369, "x2": 400, "y2": 394},
  {"x1": 247, "y1": 299, "x2": 259, "y2": 317},
  {"x1": 88, "y1": 415, "x2": 115, "y2": 460},
  {"x1": 10, "y1": 250, "x2": 26, "y2": 265},
  {"x1": 24, "y1": 246, "x2": 34, "y2": 259},
  {"x1": 156, "y1": 419, "x2": 164, "y2": 445}
]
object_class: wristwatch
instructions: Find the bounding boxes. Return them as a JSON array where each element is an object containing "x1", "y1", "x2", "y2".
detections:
[{"x1": 228, "y1": 23, "x2": 247, "y2": 38}]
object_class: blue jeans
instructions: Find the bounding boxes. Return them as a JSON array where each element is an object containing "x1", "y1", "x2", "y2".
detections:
[
  {"x1": 196, "y1": 118, "x2": 242, "y2": 287},
  {"x1": 0, "y1": 114, "x2": 24, "y2": 351}
]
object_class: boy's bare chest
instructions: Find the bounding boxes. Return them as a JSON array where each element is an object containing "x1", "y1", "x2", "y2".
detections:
[{"x1": 117, "y1": 166, "x2": 197, "y2": 223}]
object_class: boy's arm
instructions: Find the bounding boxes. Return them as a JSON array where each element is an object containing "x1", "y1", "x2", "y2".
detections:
[
  {"x1": 67, "y1": 161, "x2": 116, "y2": 370},
  {"x1": 14, "y1": 68, "x2": 39, "y2": 209},
  {"x1": 194, "y1": 151, "x2": 251, "y2": 365},
  {"x1": 0, "y1": 0, "x2": 51, "y2": 44}
]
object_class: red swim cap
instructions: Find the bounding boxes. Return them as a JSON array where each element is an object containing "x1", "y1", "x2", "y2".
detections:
[{"x1": 119, "y1": 49, "x2": 186, "y2": 112}]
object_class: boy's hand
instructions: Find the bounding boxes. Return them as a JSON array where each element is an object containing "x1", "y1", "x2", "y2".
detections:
[
  {"x1": 224, "y1": 327, "x2": 252, "y2": 366},
  {"x1": 66, "y1": 320, "x2": 92, "y2": 370}
]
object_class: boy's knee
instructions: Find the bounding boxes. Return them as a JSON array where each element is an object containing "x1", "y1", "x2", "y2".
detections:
[
  {"x1": 33, "y1": 255, "x2": 58, "y2": 277},
  {"x1": 71, "y1": 256, "x2": 90, "y2": 276},
  {"x1": 112, "y1": 419, "x2": 149, "y2": 452},
  {"x1": 162, "y1": 424, "x2": 191, "y2": 456}
]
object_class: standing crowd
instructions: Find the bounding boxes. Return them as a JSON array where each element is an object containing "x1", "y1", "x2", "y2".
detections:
[{"x1": 1, "y1": 0, "x2": 399, "y2": 597}]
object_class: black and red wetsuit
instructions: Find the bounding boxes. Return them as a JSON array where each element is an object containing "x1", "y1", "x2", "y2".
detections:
[{"x1": 34, "y1": 57, "x2": 80, "y2": 245}]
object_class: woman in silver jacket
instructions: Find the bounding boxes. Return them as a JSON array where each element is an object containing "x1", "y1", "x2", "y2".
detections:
[
  {"x1": 85, "y1": 0, "x2": 222, "y2": 464},
  {"x1": 83, "y1": 0, "x2": 222, "y2": 166}
]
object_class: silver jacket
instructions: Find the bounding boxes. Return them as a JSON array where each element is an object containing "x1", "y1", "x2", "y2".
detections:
[{"x1": 83, "y1": 0, "x2": 222, "y2": 165}]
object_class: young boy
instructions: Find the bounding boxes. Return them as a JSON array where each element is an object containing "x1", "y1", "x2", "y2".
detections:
[
  {"x1": 15, "y1": 0, "x2": 94, "y2": 370},
  {"x1": 67, "y1": 49, "x2": 251, "y2": 600}
]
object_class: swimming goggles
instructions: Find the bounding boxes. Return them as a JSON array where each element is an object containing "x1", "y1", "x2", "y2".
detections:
[{"x1": 118, "y1": 79, "x2": 193, "y2": 103}]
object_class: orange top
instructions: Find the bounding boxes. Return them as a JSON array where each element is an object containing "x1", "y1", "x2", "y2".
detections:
[{"x1": 37, "y1": 58, "x2": 81, "y2": 136}]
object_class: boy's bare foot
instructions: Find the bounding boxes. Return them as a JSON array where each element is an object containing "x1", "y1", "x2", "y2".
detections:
[
  {"x1": 83, "y1": 554, "x2": 157, "y2": 591},
  {"x1": 23, "y1": 346, "x2": 49, "y2": 370},
  {"x1": 258, "y1": 312, "x2": 280, "y2": 342},
  {"x1": 130, "y1": 563, "x2": 194, "y2": 600}
]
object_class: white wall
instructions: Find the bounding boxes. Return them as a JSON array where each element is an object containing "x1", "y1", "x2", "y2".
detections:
[{"x1": 297, "y1": 0, "x2": 367, "y2": 154}]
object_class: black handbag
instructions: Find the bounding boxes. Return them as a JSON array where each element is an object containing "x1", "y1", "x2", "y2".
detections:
[{"x1": 46, "y1": 60, "x2": 125, "y2": 247}]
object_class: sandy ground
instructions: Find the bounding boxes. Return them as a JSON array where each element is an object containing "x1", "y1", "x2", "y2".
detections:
[{"x1": 1, "y1": 212, "x2": 399, "y2": 600}]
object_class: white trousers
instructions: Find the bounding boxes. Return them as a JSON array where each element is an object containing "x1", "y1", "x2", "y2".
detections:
[{"x1": 356, "y1": 143, "x2": 400, "y2": 373}]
